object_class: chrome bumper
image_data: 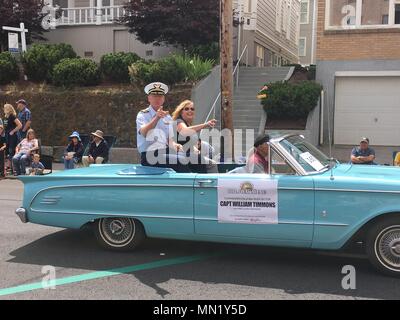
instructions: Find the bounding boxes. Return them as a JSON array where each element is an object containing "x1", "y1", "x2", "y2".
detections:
[{"x1": 15, "y1": 207, "x2": 28, "y2": 223}]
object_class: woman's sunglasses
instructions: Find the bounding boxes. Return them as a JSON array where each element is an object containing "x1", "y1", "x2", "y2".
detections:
[{"x1": 183, "y1": 107, "x2": 195, "y2": 112}]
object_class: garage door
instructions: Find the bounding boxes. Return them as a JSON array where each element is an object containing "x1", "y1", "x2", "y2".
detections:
[{"x1": 334, "y1": 76, "x2": 400, "y2": 146}]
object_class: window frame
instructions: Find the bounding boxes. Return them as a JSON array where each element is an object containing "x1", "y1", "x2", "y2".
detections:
[
  {"x1": 298, "y1": 37, "x2": 306, "y2": 57},
  {"x1": 300, "y1": 0, "x2": 310, "y2": 25},
  {"x1": 325, "y1": 0, "x2": 400, "y2": 30}
]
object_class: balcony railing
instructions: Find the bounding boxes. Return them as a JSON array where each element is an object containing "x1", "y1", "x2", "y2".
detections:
[{"x1": 55, "y1": 6, "x2": 126, "y2": 26}]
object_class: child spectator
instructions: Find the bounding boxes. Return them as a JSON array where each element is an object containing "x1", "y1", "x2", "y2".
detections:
[{"x1": 29, "y1": 154, "x2": 44, "y2": 176}]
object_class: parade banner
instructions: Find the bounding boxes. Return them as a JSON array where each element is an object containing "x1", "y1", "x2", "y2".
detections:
[
  {"x1": 8, "y1": 33, "x2": 19, "y2": 53},
  {"x1": 218, "y1": 179, "x2": 278, "y2": 224}
]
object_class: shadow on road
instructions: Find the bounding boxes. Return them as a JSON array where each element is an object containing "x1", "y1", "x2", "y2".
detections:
[{"x1": 7, "y1": 228, "x2": 400, "y2": 299}]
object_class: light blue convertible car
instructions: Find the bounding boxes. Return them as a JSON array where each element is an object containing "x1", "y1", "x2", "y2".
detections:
[{"x1": 16, "y1": 134, "x2": 400, "y2": 277}]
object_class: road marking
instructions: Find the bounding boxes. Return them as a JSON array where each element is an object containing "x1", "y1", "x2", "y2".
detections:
[{"x1": 0, "y1": 253, "x2": 214, "y2": 297}]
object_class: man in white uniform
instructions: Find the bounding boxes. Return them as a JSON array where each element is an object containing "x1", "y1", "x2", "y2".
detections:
[{"x1": 136, "y1": 82, "x2": 189, "y2": 172}]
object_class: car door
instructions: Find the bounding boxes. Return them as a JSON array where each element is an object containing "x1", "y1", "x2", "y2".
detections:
[{"x1": 194, "y1": 151, "x2": 315, "y2": 244}]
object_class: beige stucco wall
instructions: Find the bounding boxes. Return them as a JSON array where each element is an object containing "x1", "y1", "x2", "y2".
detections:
[{"x1": 42, "y1": 25, "x2": 178, "y2": 62}]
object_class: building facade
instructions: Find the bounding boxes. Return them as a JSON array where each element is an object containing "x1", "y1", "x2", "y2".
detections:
[
  {"x1": 233, "y1": 0, "x2": 301, "y2": 67},
  {"x1": 299, "y1": 0, "x2": 317, "y2": 65},
  {"x1": 41, "y1": 0, "x2": 175, "y2": 61},
  {"x1": 316, "y1": 0, "x2": 400, "y2": 146}
]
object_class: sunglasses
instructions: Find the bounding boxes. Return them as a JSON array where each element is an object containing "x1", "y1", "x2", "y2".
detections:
[{"x1": 183, "y1": 107, "x2": 195, "y2": 112}]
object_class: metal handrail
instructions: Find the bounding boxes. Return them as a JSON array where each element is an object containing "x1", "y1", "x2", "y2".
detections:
[
  {"x1": 205, "y1": 45, "x2": 249, "y2": 123},
  {"x1": 233, "y1": 44, "x2": 248, "y2": 88}
]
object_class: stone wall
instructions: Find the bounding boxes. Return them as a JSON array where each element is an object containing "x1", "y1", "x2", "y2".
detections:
[{"x1": 0, "y1": 84, "x2": 193, "y2": 148}]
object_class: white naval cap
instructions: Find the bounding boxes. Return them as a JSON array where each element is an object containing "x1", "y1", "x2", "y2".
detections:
[{"x1": 144, "y1": 82, "x2": 169, "y2": 95}]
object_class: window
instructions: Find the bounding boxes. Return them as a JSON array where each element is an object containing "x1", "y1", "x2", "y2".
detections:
[
  {"x1": 276, "y1": 0, "x2": 282, "y2": 32},
  {"x1": 271, "y1": 150, "x2": 296, "y2": 175},
  {"x1": 300, "y1": 0, "x2": 309, "y2": 24},
  {"x1": 396, "y1": 3, "x2": 400, "y2": 24},
  {"x1": 326, "y1": 0, "x2": 400, "y2": 29},
  {"x1": 256, "y1": 45, "x2": 265, "y2": 67},
  {"x1": 361, "y1": 0, "x2": 389, "y2": 25},
  {"x1": 299, "y1": 37, "x2": 306, "y2": 57}
]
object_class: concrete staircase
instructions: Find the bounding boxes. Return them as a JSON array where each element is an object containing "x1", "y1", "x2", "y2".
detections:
[{"x1": 233, "y1": 66, "x2": 293, "y2": 156}]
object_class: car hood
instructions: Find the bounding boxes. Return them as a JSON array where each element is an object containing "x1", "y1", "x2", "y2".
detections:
[
  {"x1": 336, "y1": 164, "x2": 400, "y2": 181},
  {"x1": 315, "y1": 163, "x2": 400, "y2": 191}
]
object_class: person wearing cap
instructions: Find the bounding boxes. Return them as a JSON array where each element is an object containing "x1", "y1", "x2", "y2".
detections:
[
  {"x1": 245, "y1": 134, "x2": 270, "y2": 174},
  {"x1": 82, "y1": 130, "x2": 109, "y2": 167},
  {"x1": 136, "y1": 82, "x2": 189, "y2": 172},
  {"x1": 351, "y1": 137, "x2": 376, "y2": 165},
  {"x1": 16, "y1": 99, "x2": 32, "y2": 141},
  {"x1": 63, "y1": 131, "x2": 84, "y2": 170}
]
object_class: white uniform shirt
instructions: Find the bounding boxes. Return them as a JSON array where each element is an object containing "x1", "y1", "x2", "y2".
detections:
[{"x1": 136, "y1": 106, "x2": 173, "y2": 153}]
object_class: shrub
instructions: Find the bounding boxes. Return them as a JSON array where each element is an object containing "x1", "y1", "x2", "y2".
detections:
[
  {"x1": 100, "y1": 52, "x2": 141, "y2": 83},
  {"x1": 129, "y1": 57, "x2": 185, "y2": 86},
  {"x1": 52, "y1": 58, "x2": 100, "y2": 87},
  {"x1": 0, "y1": 52, "x2": 19, "y2": 85},
  {"x1": 129, "y1": 54, "x2": 213, "y2": 86},
  {"x1": 173, "y1": 55, "x2": 214, "y2": 82},
  {"x1": 186, "y1": 43, "x2": 219, "y2": 62},
  {"x1": 260, "y1": 81, "x2": 322, "y2": 119},
  {"x1": 22, "y1": 43, "x2": 77, "y2": 82}
]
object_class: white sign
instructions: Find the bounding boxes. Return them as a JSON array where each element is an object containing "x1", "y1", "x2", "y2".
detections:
[
  {"x1": 218, "y1": 178, "x2": 278, "y2": 224},
  {"x1": 300, "y1": 152, "x2": 324, "y2": 171},
  {"x1": 8, "y1": 33, "x2": 19, "y2": 52}
]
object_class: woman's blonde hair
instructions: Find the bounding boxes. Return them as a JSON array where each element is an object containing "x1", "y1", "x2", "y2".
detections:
[
  {"x1": 26, "y1": 128, "x2": 36, "y2": 140},
  {"x1": 4, "y1": 104, "x2": 16, "y2": 118},
  {"x1": 172, "y1": 100, "x2": 195, "y2": 122}
]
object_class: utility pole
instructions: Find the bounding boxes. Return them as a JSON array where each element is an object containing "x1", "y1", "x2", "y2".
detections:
[{"x1": 220, "y1": 0, "x2": 234, "y2": 162}]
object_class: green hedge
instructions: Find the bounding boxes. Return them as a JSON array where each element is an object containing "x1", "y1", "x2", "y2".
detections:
[
  {"x1": 129, "y1": 57, "x2": 185, "y2": 86},
  {"x1": 22, "y1": 43, "x2": 77, "y2": 82},
  {"x1": 100, "y1": 52, "x2": 141, "y2": 83},
  {"x1": 0, "y1": 52, "x2": 19, "y2": 85},
  {"x1": 186, "y1": 43, "x2": 219, "y2": 62},
  {"x1": 129, "y1": 54, "x2": 214, "y2": 86},
  {"x1": 52, "y1": 58, "x2": 100, "y2": 87},
  {"x1": 260, "y1": 81, "x2": 322, "y2": 119}
]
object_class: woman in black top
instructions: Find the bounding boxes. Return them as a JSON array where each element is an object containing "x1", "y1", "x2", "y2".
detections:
[
  {"x1": 63, "y1": 131, "x2": 84, "y2": 169},
  {"x1": 3, "y1": 104, "x2": 22, "y2": 162},
  {"x1": 172, "y1": 100, "x2": 217, "y2": 173}
]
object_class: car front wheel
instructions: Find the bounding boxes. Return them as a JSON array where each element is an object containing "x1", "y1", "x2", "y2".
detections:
[
  {"x1": 95, "y1": 217, "x2": 145, "y2": 251},
  {"x1": 366, "y1": 217, "x2": 400, "y2": 277}
]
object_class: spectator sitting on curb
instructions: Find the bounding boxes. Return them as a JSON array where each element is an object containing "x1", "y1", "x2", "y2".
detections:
[
  {"x1": 12, "y1": 128, "x2": 38, "y2": 176},
  {"x1": 82, "y1": 130, "x2": 109, "y2": 167},
  {"x1": 29, "y1": 154, "x2": 44, "y2": 175},
  {"x1": 64, "y1": 131, "x2": 84, "y2": 170},
  {"x1": 351, "y1": 137, "x2": 376, "y2": 165}
]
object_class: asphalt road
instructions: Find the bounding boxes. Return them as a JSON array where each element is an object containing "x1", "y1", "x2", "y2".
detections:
[{"x1": 1, "y1": 179, "x2": 400, "y2": 300}]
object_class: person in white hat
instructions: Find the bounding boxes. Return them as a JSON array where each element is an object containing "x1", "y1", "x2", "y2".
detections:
[
  {"x1": 82, "y1": 130, "x2": 109, "y2": 167},
  {"x1": 136, "y1": 82, "x2": 189, "y2": 172}
]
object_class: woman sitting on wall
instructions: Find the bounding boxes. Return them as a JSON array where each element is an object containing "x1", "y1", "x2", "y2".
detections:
[
  {"x1": 63, "y1": 131, "x2": 84, "y2": 170},
  {"x1": 12, "y1": 128, "x2": 39, "y2": 176}
]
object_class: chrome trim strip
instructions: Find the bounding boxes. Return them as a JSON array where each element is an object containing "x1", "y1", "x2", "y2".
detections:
[
  {"x1": 30, "y1": 184, "x2": 194, "y2": 208},
  {"x1": 314, "y1": 222, "x2": 349, "y2": 227},
  {"x1": 28, "y1": 209, "x2": 193, "y2": 220},
  {"x1": 316, "y1": 188, "x2": 400, "y2": 194}
]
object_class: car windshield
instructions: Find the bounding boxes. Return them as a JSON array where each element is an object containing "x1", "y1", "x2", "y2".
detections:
[{"x1": 278, "y1": 136, "x2": 331, "y2": 173}]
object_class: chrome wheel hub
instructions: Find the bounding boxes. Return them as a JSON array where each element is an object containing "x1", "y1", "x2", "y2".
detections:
[
  {"x1": 100, "y1": 218, "x2": 135, "y2": 246},
  {"x1": 377, "y1": 227, "x2": 400, "y2": 269}
]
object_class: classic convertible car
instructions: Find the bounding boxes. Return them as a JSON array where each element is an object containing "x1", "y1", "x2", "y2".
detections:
[{"x1": 16, "y1": 134, "x2": 400, "y2": 277}]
